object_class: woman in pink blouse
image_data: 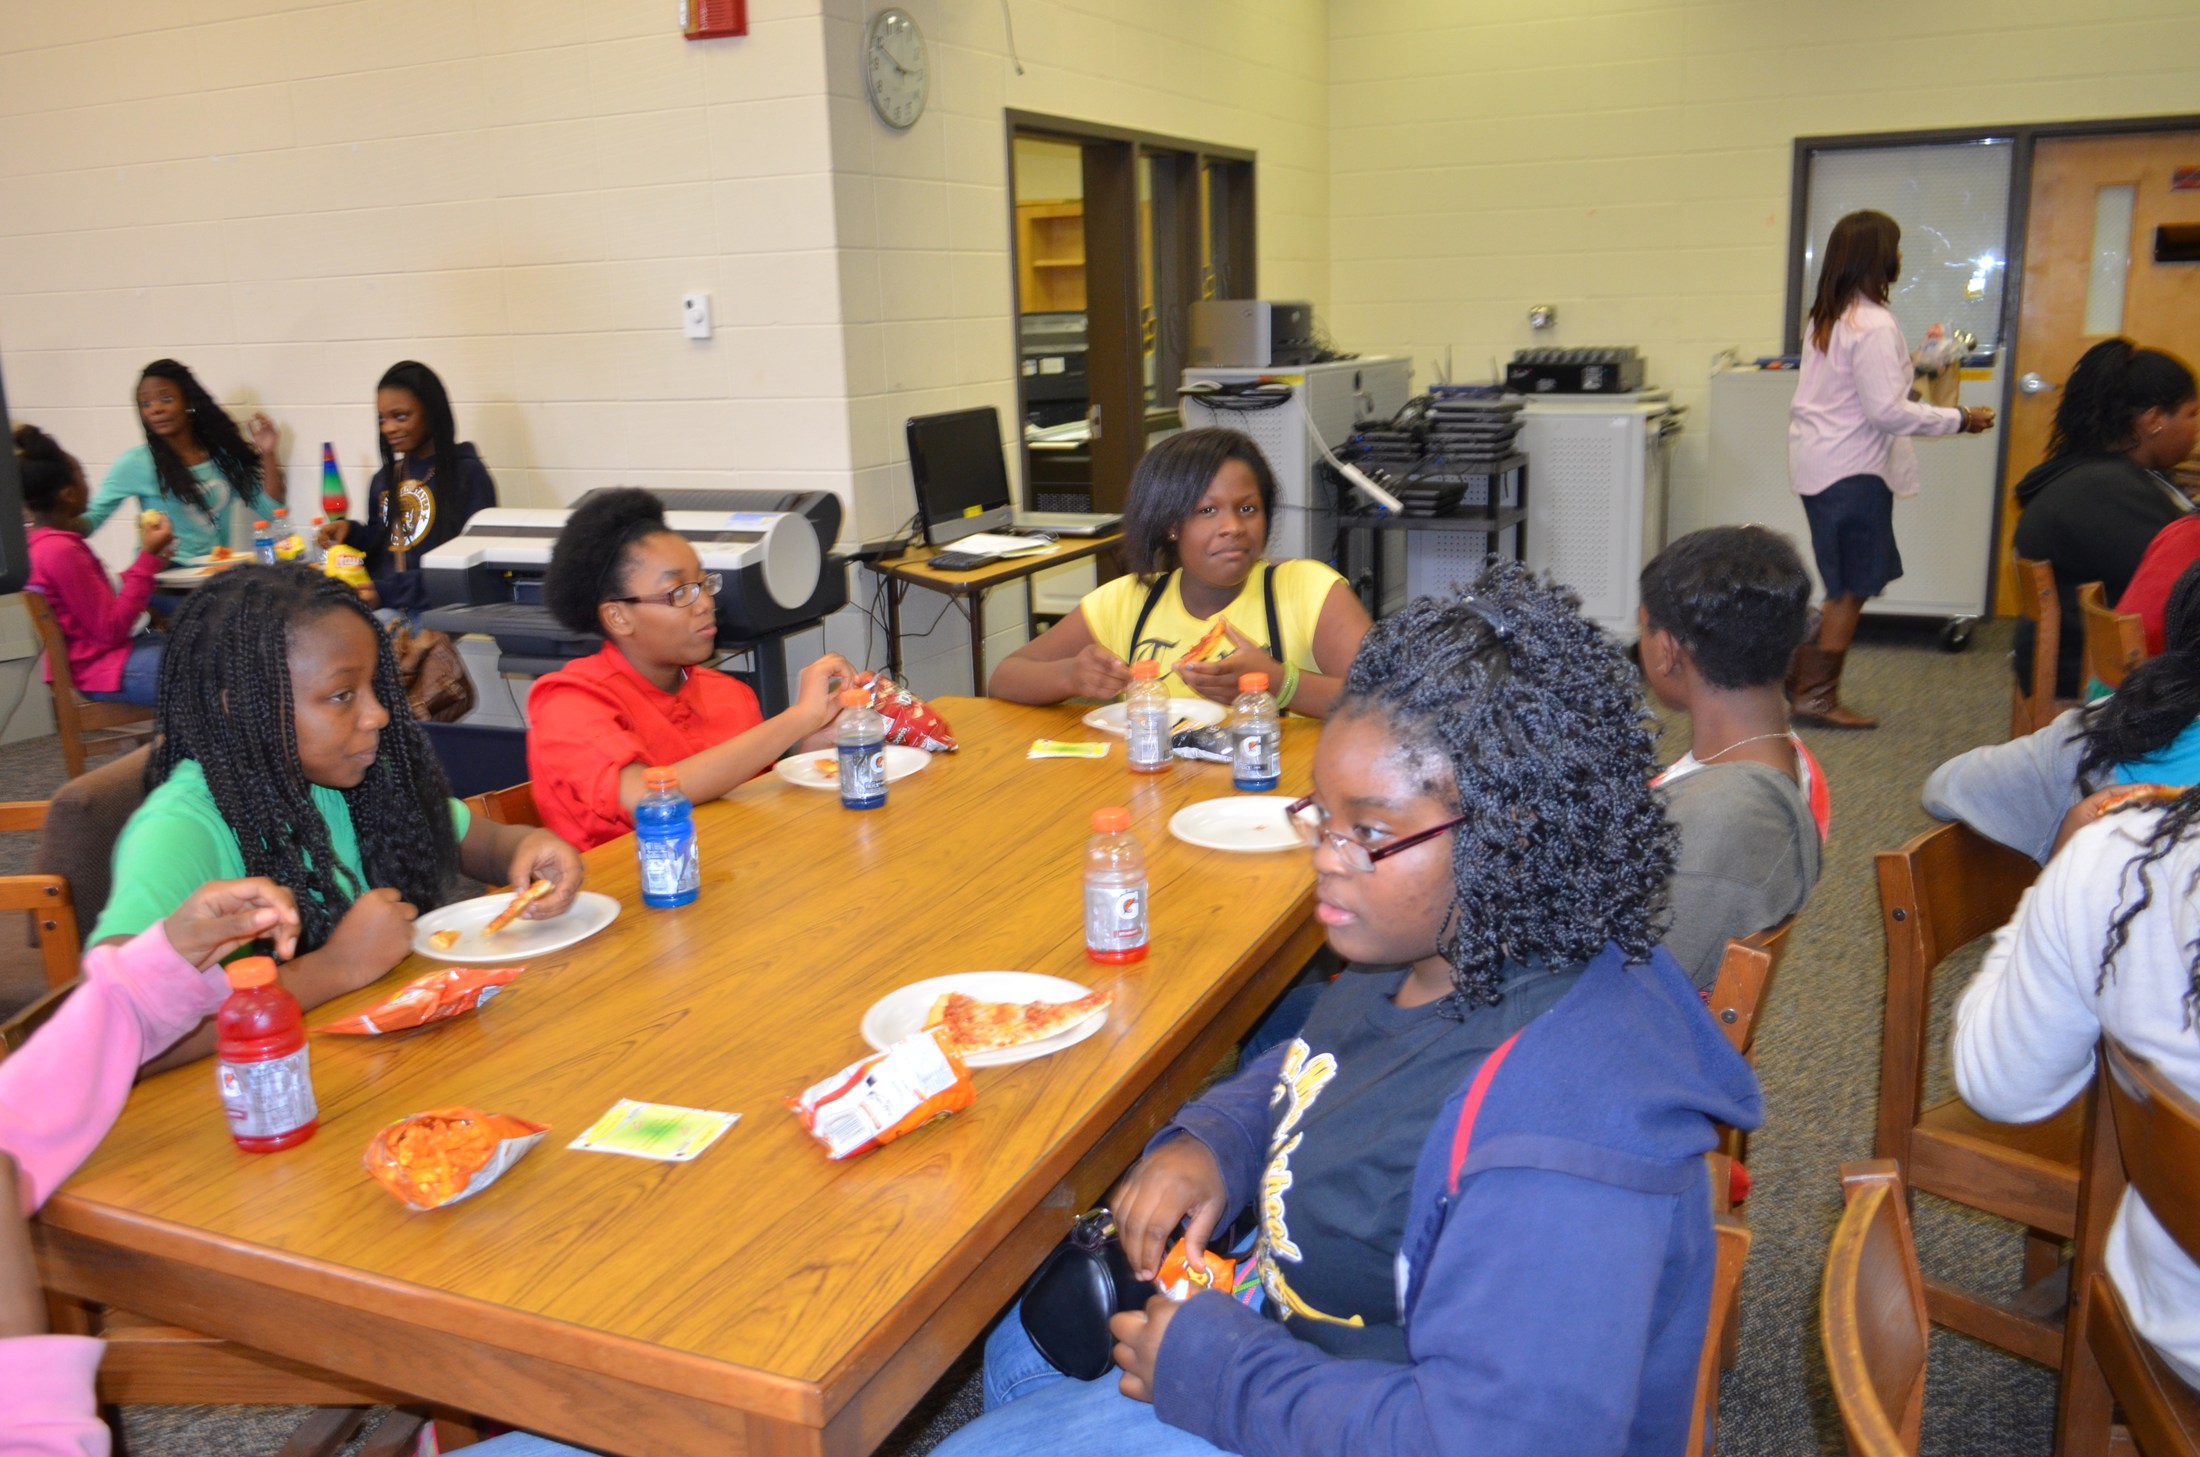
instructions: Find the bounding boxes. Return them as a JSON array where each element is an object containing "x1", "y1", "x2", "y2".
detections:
[
  {"x1": 1787, "y1": 210, "x2": 1994, "y2": 729},
  {"x1": 16, "y1": 425, "x2": 172, "y2": 707}
]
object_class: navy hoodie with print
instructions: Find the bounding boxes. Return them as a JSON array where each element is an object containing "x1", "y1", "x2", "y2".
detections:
[{"x1": 1149, "y1": 943, "x2": 1760, "y2": 1457}]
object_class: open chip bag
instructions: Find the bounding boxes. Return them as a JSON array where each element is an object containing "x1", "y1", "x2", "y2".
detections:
[
  {"x1": 789, "y1": 1026, "x2": 974, "y2": 1160},
  {"x1": 366, "y1": 1107, "x2": 548, "y2": 1210},
  {"x1": 315, "y1": 966, "x2": 524, "y2": 1036},
  {"x1": 853, "y1": 672, "x2": 957, "y2": 753}
]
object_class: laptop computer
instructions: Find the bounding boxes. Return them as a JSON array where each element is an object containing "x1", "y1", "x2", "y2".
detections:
[{"x1": 906, "y1": 406, "x2": 1120, "y2": 550}]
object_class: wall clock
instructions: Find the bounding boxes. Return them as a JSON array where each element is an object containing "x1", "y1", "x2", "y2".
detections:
[{"x1": 864, "y1": 8, "x2": 928, "y2": 130}]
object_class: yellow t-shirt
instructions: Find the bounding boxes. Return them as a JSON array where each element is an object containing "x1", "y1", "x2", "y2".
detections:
[{"x1": 1078, "y1": 558, "x2": 1345, "y2": 698}]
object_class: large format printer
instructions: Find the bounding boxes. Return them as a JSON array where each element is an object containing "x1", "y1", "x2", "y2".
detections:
[{"x1": 419, "y1": 487, "x2": 847, "y2": 714}]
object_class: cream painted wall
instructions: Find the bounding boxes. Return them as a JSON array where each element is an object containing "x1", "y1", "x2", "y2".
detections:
[{"x1": 1325, "y1": 0, "x2": 2200, "y2": 525}]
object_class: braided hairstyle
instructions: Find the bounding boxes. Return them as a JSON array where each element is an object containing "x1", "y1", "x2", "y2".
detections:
[
  {"x1": 374, "y1": 360, "x2": 462, "y2": 496},
  {"x1": 2098, "y1": 788, "x2": 2200, "y2": 1028},
  {"x1": 2078, "y1": 560, "x2": 2200, "y2": 790},
  {"x1": 2047, "y1": 338, "x2": 2197, "y2": 460},
  {"x1": 12, "y1": 423, "x2": 76, "y2": 514},
  {"x1": 1334, "y1": 560, "x2": 1675, "y2": 1010},
  {"x1": 542, "y1": 487, "x2": 673, "y2": 635},
  {"x1": 136, "y1": 359, "x2": 263, "y2": 518},
  {"x1": 149, "y1": 565, "x2": 459, "y2": 950}
]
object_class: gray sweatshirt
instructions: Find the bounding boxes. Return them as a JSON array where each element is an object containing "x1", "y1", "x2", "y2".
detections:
[
  {"x1": 1659, "y1": 762, "x2": 1823, "y2": 990},
  {"x1": 1920, "y1": 709, "x2": 2086, "y2": 865}
]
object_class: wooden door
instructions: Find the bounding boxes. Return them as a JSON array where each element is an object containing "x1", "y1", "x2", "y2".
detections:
[{"x1": 1995, "y1": 131, "x2": 2200, "y2": 613}]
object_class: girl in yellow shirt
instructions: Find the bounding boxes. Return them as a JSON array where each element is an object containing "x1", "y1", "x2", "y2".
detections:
[{"x1": 989, "y1": 429, "x2": 1372, "y2": 717}]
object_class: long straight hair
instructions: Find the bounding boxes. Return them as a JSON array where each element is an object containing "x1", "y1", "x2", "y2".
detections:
[
  {"x1": 1807, "y1": 211, "x2": 1902, "y2": 354},
  {"x1": 136, "y1": 359, "x2": 262, "y2": 518},
  {"x1": 374, "y1": 360, "x2": 462, "y2": 497}
]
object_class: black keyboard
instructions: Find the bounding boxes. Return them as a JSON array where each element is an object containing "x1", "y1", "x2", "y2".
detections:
[{"x1": 926, "y1": 550, "x2": 991, "y2": 571}]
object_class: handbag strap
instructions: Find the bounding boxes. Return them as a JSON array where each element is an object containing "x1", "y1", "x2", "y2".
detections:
[
  {"x1": 1127, "y1": 563, "x2": 1284, "y2": 667},
  {"x1": 1445, "y1": 1032, "x2": 1521, "y2": 1196}
]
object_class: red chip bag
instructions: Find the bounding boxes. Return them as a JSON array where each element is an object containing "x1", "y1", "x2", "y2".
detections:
[
  {"x1": 857, "y1": 672, "x2": 957, "y2": 752},
  {"x1": 789, "y1": 1027, "x2": 974, "y2": 1160},
  {"x1": 365, "y1": 1107, "x2": 548, "y2": 1210},
  {"x1": 314, "y1": 966, "x2": 524, "y2": 1036}
]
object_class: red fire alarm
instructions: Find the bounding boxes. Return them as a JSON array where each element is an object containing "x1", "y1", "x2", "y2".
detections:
[{"x1": 682, "y1": 0, "x2": 746, "y2": 40}]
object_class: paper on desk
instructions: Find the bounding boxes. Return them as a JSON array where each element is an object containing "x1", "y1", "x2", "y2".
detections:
[
  {"x1": 951, "y1": 533, "x2": 1057, "y2": 560},
  {"x1": 569, "y1": 1099, "x2": 739, "y2": 1162}
]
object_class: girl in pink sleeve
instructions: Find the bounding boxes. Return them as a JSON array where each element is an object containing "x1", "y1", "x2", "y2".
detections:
[
  {"x1": 17, "y1": 425, "x2": 172, "y2": 707},
  {"x1": 0, "y1": 879, "x2": 300, "y2": 1457}
]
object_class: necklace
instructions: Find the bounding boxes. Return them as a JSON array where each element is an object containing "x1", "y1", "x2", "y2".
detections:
[{"x1": 1695, "y1": 731, "x2": 1791, "y2": 764}]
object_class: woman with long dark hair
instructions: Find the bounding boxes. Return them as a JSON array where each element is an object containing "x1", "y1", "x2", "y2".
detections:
[
  {"x1": 2012, "y1": 337, "x2": 2198, "y2": 697},
  {"x1": 80, "y1": 359, "x2": 286, "y2": 562},
  {"x1": 319, "y1": 360, "x2": 499, "y2": 613},
  {"x1": 1788, "y1": 209, "x2": 1994, "y2": 728}
]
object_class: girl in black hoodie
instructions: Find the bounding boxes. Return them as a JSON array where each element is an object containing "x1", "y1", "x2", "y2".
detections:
[{"x1": 2012, "y1": 338, "x2": 2198, "y2": 697}]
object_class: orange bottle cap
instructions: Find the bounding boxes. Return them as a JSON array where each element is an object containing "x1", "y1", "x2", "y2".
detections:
[
  {"x1": 1130, "y1": 660, "x2": 1160, "y2": 680},
  {"x1": 1092, "y1": 806, "x2": 1130, "y2": 833},
  {"x1": 1239, "y1": 673, "x2": 1269, "y2": 693},
  {"x1": 254, "y1": 520, "x2": 270, "y2": 529},
  {"x1": 840, "y1": 688, "x2": 870, "y2": 706},
  {"x1": 644, "y1": 765, "x2": 678, "y2": 789},
  {"x1": 224, "y1": 956, "x2": 278, "y2": 990}
]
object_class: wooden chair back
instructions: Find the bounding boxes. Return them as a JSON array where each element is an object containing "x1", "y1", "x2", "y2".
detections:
[
  {"x1": 1876, "y1": 819, "x2": 2075, "y2": 1365},
  {"x1": 1686, "y1": 1210, "x2": 1752, "y2": 1456},
  {"x1": 2011, "y1": 557, "x2": 2071, "y2": 737},
  {"x1": 20, "y1": 589, "x2": 155, "y2": 781},
  {"x1": 1822, "y1": 1160, "x2": 1929, "y2": 1457},
  {"x1": 1707, "y1": 917, "x2": 1796, "y2": 1060},
  {"x1": 2078, "y1": 580, "x2": 2149, "y2": 693},
  {"x1": 0, "y1": 800, "x2": 79, "y2": 993},
  {"x1": 466, "y1": 780, "x2": 540, "y2": 829}
]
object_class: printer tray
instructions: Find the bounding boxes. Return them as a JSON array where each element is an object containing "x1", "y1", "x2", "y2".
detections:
[{"x1": 418, "y1": 603, "x2": 599, "y2": 678}]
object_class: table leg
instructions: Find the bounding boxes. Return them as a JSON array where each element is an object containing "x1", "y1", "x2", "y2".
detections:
[
  {"x1": 968, "y1": 589, "x2": 987, "y2": 697},
  {"x1": 749, "y1": 635, "x2": 791, "y2": 717}
]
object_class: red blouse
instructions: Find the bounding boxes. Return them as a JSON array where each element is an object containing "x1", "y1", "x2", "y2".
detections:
[{"x1": 526, "y1": 643, "x2": 763, "y2": 852}]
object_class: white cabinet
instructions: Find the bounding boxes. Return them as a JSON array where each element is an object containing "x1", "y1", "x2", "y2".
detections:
[{"x1": 1519, "y1": 397, "x2": 1676, "y2": 637}]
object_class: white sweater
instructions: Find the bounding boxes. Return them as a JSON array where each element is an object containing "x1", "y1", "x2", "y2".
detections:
[{"x1": 1954, "y1": 809, "x2": 2200, "y2": 1387}]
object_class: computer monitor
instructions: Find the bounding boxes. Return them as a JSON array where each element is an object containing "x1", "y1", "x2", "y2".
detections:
[
  {"x1": 906, "y1": 407, "x2": 1012, "y2": 547},
  {"x1": 0, "y1": 356, "x2": 31, "y2": 594}
]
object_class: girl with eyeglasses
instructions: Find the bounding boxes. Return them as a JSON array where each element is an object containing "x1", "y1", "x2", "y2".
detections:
[
  {"x1": 921, "y1": 561, "x2": 1761, "y2": 1457},
  {"x1": 527, "y1": 488, "x2": 855, "y2": 851}
]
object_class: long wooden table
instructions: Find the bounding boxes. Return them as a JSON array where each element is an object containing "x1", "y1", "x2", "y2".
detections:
[{"x1": 37, "y1": 697, "x2": 1320, "y2": 1456}]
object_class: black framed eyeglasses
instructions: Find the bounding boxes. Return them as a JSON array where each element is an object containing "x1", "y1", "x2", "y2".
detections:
[
  {"x1": 610, "y1": 572, "x2": 722, "y2": 610},
  {"x1": 1286, "y1": 795, "x2": 1466, "y2": 873}
]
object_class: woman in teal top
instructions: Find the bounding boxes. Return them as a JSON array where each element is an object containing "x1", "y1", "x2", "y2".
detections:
[{"x1": 81, "y1": 359, "x2": 286, "y2": 561}]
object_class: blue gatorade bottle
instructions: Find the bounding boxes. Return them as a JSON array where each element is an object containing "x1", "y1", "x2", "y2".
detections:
[
  {"x1": 252, "y1": 518, "x2": 276, "y2": 565},
  {"x1": 836, "y1": 688, "x2": 888, "y2": 810},
  {"x1": 635, "y1": 766, "x2": 700, "y2": 908}
]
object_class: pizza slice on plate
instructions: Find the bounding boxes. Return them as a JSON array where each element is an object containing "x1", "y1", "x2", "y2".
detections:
[{"x1": 924, "y1": 988, "x2": 1113, "y2": 1056}]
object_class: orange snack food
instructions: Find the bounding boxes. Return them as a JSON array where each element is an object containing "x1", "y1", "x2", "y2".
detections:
[
  {"x1": 314, "y1": 966, "x2": 524, "y2": 1036},
  {"x1": 789, "y1": 1027, "x2": 974, "y2": 1160},
  {"x1": 365, "y1": 1107, "x2": 548, "y2": 1210},
  {"x1": 483, "y1": 879, "x2": 553, "y2": 936},
  {"x1": 428, "y1": 929, "x2": 461, "y2": 951},
  {"x1": 1177, "y1": 618, "x2": 1232, "y2": 667}
]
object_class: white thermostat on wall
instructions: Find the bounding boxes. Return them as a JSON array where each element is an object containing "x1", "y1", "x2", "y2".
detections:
[{"x1": 863, "y1": 8, "x2": 928, "y2": 130}]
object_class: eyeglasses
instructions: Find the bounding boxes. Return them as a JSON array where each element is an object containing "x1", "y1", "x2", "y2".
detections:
[
  {"x1": 610, "y1": 572, "x2": 722, "y2": 610},
  {"x1": 1286, "y1": 795, "x2": 1467, "y2": 873}
]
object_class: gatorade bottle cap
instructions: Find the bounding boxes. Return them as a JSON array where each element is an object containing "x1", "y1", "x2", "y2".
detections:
[
  {"x1": 1130, "y1": 660, "x2": 1160, "y2": 680},
  {"x1": 1239, "y1": 672, "x2": 1270, "y2": 693},
  {"x1": 644, "y1": 765, "x2": 678, "y2": 789},
  {"x1": 1092, "y1": 806, "x2": 1130, "y2": 833},
  {"x1": 840, "y1": 688, "x2": 869, "y2": 707},
  {"x1": 224, "y1": 956, "x2": 278, "y2": 990},
  {"x1": 254, "y1": 519, "x2": 270, "y2": 529}
]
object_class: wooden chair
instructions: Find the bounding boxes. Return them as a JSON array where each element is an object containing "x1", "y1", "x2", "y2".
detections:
[
  {"x1": 20, "y1": 590, "x2": 155, "y2": 781},
  {"x1": 1686, "y1": 1207, "x2": 1752, "y2": 1456},
  {"x1": 2013, "y1": 557, "x2": 2076, "y2": 738},
  {"x1": 1708, "y1": 917, "x2": 1798, "y2": 1166},
  {"x1": 2078, "y1": 581, "x2": 2150, "y2": 694},
  {"x1": 0, "y1": 800, "x2": 79, "y2": 998},
  {"x1": 465, "y1": 780, "x2": 540, "y2": 829},
  {"x1": 1822, "y1": 1160, "x2": 1930, "y2": 1457},
  {"x1": 2057, "y1": 1039, "x2": 2200, "y2": 1457},
  {"x1": 1876, "y1": 819, "x2": 2074, "y2": 1365}
]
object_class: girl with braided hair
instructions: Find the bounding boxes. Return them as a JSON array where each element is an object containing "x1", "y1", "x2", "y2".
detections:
[
  {"x1": 2012, "y1": 337, "x2": 2198, "y2": 697},
  {"x1": 81, "y1": 359, "x2": 288, "y2": 564},
  {"x1": 88, "y1": 565, "x2": 583, "y2": 1070},
  {"x1": 911, "y1": 562, "x2": 1761, "y2": 1457},
  {"x1": 1955, "y1": 781, "x2": 2200, "y2": 1391}
]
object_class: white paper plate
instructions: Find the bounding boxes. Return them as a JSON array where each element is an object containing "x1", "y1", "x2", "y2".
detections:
[
  {"x1": 861, "y1": 971, "x2": 1110, "y2": 1068},
  {"x1": 1081, "y1": 698, "x2": 1227, "y2": 738},
  {"x1": 1168, "y1": 797, "x2": 1300, "y2": 853},
  {"x1": 411, "y1": 890, "x2": 621, "y2": 963},
  {"x1": 771, "y1": 744, "x2": 931, "y2": 791}
]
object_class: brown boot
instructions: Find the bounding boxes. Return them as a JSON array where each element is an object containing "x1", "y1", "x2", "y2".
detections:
[{"x1": 1787, "y1": 644, "x2": 1878, "y2": 729}]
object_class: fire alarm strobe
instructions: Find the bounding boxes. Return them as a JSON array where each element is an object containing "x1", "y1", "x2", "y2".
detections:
[{"x1": 682, "y1": 0, "x2": 746, "y2": 40}]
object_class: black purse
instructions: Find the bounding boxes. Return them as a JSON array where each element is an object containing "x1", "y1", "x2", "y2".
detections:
[{"x1": 1018, "y1": 1209, "x2": 1150, "y2": 1381}]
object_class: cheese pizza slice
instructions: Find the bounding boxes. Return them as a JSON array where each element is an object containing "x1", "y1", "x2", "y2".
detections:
[
  {"x1": 923, "y1": 988, "x2": 1113, "y2": 1056},
  {"x1": 1174, "y1": 618, "x2": 1232, "y2": 669}
]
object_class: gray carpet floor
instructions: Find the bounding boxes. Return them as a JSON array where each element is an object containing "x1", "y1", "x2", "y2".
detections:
[{"x1": 14, "y1": 619, "x2": 2056, "y2": 1454}]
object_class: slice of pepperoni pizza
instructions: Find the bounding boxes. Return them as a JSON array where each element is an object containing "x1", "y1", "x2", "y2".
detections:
[{"x1": 923, "y1": 988, "x2": 1113, "y2": 1057}]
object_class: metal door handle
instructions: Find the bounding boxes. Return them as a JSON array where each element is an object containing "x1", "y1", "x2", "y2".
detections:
[
  {"x1": 2019, "y1": 372, "x2": 2059, "y2": 395},
  {"x1": 1086, "y1": 404, "x2": 1102, "y2": 440}
]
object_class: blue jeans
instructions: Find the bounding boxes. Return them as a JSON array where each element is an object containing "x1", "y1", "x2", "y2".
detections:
[
  {"x1": 463, "y1": 1438, "x2": 601, "y2": 1456},
  {"x1": 82, "y1": 632, "x2": 163, "y2": 707}
]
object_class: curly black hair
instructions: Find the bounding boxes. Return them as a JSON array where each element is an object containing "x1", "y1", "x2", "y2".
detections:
[
  {"x1": 2078, "y1": 560, "x2": 2200, "y2": 791},
  {"x1": 12, "y1": 423, "x2": 76, "y2": 514},
  {"x1": 542, "y1": 487, "x2": 672, "y2": 635},
  {"x1": 1334, "y1": 560, "x2": 1675, "y2": 1010},
  {"x1": 1639, "y1": 525, "x2": 1813, "y2": 690},
  {"x1": 149, "y1": 565, "x2": 460, "y2": 951},
  {"x1": 136, "y1": 359, "x2": 263, "y2": 518},
  {"x1": 2098, "y1": 787, "x2": 2200, "y2": 1027},
  {"x1": 1119, "y1": 428, "x2": 1279, "y2": 581},
  {"x1": 374, "y1": 360, "x2": 462, "y2": 498},
  {"x1": 2048, "y1": 338, "x2": 2196, "y2": 460}
]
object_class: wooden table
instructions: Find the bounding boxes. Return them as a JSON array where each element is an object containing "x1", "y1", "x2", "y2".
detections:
[
  {"x1": 863, "y1": 535, "x2": 1121, "y2": 696},
  {"x1": 37, "y1": 698, "x2": 1320, "y2": 1457}
]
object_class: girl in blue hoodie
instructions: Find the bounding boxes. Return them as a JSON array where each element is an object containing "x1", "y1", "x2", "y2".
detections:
[{"x1": 933, "y1": 561, "x2": 1764, "y2": 1457}]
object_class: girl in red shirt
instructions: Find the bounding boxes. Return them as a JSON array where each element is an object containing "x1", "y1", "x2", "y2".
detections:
[{"x1": 527, "y1": 489, "x2": 854, "y2": 850}]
